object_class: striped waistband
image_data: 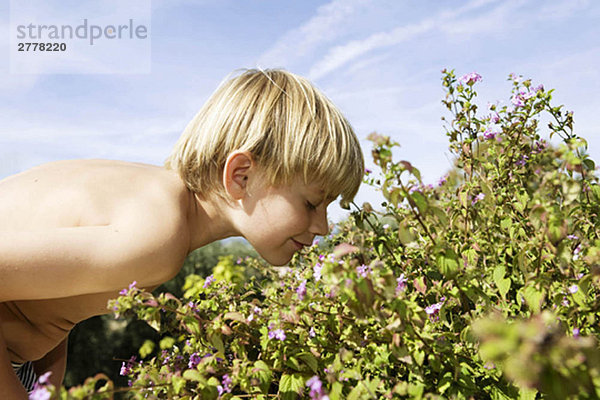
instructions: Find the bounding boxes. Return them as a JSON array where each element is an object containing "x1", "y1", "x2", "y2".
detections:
[
  {"x1": 11, "y1": 361, "x2": 37, "y2": 393},
  {"x1": 11, "y1": 361, "x2": 25, "y2": 372}
]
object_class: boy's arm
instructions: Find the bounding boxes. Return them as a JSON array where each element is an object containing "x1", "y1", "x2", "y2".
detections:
[
  {"x1": 0, "y1": 321, "x2": 28, "y2": 399},
  {"x1": 0, "y1": 220, "x2": 188, "y2": 302},
  {"x1": 33, "y1": 338, "x2": 67, "y2": 387}
]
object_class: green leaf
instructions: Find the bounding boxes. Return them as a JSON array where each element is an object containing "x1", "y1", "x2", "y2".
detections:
[
  {"x1": 347, "y1": 384, "x2": 367, "y2": 400},
  {"x1": 145, "y1": 310, "x2": 161, "y2": 332},
  {"x1": 493, "y1": 265, "x2": 511, "y2": 300},
  {"x1": 159, "y1": 336, "x2": 176, "y2": 350},
  {"x1": 430, "y1": 205, "x2": 449, "y2": 226},
  {"x1": 572, "y1": 286, "x2": 587, "y2": 307},
  {"x1": 329, "y1": 382, "x2": 344, "y2": 400},
  {"x1": 408, "y1": 381, "x2": 425, "y2": 399},
  {"x1": 388, "y1": 187, "x2": 403, "y2": 207},
  {"x1": 398, "y1": 221, "x2": 416, "y2": 245},
  {"x1": 436, "y1": 248, "x2": 459, "y2": 278},
  {"x1": 172, "y1": 375, "x2": 186, "y2": 395},
  {"x1": 285, "y1": 356, "x2": 302, "y2": 372},
  {"x1": 515, "y1": 191, "x2": 529, "y2": 212},
  {"x1": 522, "y1": 285, "x2": 545, "y2": 314},
  {"x1": 209, "y1": 333, "x2": 225, "y2": 355},
  {"x1": 562, "y1": 180, "x2": 581, "y2": 205},
  {"x1": 252, "y1": 360, "x2": 272, "y2": 394},
  {"x1": 518, "y1": 387, "x2": 538, "y2": 400},
  {"x1": 279, "y1": 373, "x2": 304, "y2": 400},
  {"x1": 223, "y1": 311, "x2": 247, "y2": 323},
  {"x1": 413, "y1": 349, "x2": 425, "y2": 366},
  {"x1": 200, "y1": 376, "x2": 220, "y2": 400},
  {"x1": 547, "y1": 217, "x2": 566, "y2": 244},
  {"x1": 410, "y1": 191, "x2": 428, "y2": 213},
  {"x1": 591, "y1": 184, "x2": 600, "y2": 201},
  {"x1": 183, "y1": 369, "x2": 204, "y2": 382},
  {"x1": 138, "y1": 339, "x2": 155, "y2": 358},
  {"x1": 297, "y1": 352, "x2": 318, "y2": 373}
]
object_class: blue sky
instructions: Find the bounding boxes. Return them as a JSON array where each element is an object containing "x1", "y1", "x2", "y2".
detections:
[{"x1": 1, "y1": 0, "x2": 599, "y2": 223}]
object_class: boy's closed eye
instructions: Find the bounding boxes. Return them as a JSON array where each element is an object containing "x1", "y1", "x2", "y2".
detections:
[{"x1": 306, "y1": 201, "x2": 317, "y2": 211}]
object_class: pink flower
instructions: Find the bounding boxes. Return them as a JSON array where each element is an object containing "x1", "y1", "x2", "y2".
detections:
[
  {"x1": 29, "y1": 386, "x2": 51, "y2": 400},
  {"x1": 217, "y1": 374, "x2": 233, "y2": 395},
  {"x1": 356, "y1": 264, "x2": 371, "y2": 278},
  {"x1": 396, "y1": 274, "x2": 407, "y2": 294},
  {"x1": 511, "y1": 94, "x2": 525, "y2": 107},
  {"x1": 519, "y1": 88, "x2": 535, "y2": 100},
  {"x1": 568, "y1": 284, "x2": 579, "y2": 294},
  {"x1": 533, "y1": 140, "x2": 548, "y2": 153},
  {"x1": 515, "y1": 155, "x2": 529, "y2": 166},
  {"x1": 483, "y1": 129, "x2": 497, "y2": 140},
  {"x1": 188, "y1": 352, "x2": 202, "y2": 369},
  {"x1": 484, "y1": 362, "x2": 496, "y2": 370},
  {"x1": 119, "y1": 281, "x2": 137, "y2": 296},
  {"x1": 313, "y1": 263, "x2": 322, "y2": 281},
  {"x1": 296, "y1": 280, "x2": 307, "y2": 301},
  {"x1": 307, "y1": 376, "x2": 322, "y2": 392},
  {"x1": 471, "y1": 193, "x2": 485, "y2": 205},
  {"x1": 268, "y1": 328, "x2": 286, "y2": 341},
  {"x1": 119, "y1": 365, "x2": 128, "y2": 376},
  {"x1": 324, "y1": 287, "x2": 337, "y2": 298},
  {"x1": 309, "y1": 327, "x2": 316, "y2": 338},
  {"x1": 458, "y1": 72, "x2": 482, "y2": 85},
  {"x1": 203, "y1": 274, "x2": 215, "y2": 288},
  {"x1": 37, "y1": 371, "x2": 52, "y2": 385},
  {"x1": 306, "y1": 376, "x2": 329, "y2": 400},
  {"x1": 120, "y1": 356, "x2": 137, "y2": 376},
  {"x1": 425, "y1": 299, "x2": 445, "y2": 321},
  {"x1": 509, "y1": 73, "x2": 522, "y2": 83},
  {"x1": 425, "y1": 302, "x2": 443, "y2": 315}
]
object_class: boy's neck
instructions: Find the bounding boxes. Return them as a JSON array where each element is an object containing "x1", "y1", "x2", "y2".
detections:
[{"x1": 185, "y1": 190, "x2": 239, "y2": 252}]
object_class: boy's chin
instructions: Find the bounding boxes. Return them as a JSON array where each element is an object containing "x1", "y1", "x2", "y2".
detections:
[{"x1": 259, "y1": 250, "x2": 293, "y2": 267}]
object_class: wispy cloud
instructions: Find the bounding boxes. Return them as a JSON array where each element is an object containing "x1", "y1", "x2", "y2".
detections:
[
  {"x1": 537, "y1": 0, "x2": 591, "y2": 21},
  {"x1": 307, "y1": 0, "x2": 501, "y2": 80},
  {"x1": 438, "y1": 0, "x2": 524, "y2": 37},
  {"x1": 257, "y1": 0, "x2": 369, "y2": 69}
]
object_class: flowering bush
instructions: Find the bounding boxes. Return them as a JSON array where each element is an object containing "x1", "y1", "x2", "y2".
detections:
[{"x1": 45, "y1": 70, "x2": 600, "y2": 399}]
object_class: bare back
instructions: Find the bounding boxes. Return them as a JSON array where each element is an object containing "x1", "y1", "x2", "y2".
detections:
[{"x1": 0, "y1": 159, "x2": 191, "y2": 362}]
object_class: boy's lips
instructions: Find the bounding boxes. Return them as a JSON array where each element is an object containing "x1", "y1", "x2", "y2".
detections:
[{"x1": 291, "y1": 238, "x2": 309, "y2": 250}]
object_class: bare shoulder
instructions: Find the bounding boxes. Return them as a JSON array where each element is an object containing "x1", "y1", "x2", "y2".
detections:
[
  {"x1": 107, "y1": 162, "x2": 192, "y2": 283},
  {"x1": 0, "y1": 159, "x2": 192, "y2": 284}
]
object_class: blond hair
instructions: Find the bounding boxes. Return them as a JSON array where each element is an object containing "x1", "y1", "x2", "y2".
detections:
[{"x1": 165, "y1": 68, "x2": 364, "y2": 205}]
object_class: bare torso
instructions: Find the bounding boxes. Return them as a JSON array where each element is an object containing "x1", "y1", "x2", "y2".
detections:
[{"x1": 0, "y1": 159, "x2": 190, "y2": 363}]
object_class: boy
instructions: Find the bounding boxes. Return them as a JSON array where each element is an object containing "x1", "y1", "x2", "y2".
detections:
[{"x1": 0, "y1": 68, "x2": 364, "y2": 398}]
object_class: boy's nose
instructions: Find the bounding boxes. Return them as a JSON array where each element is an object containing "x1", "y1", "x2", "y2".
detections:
[{"x1": 310, "y1": 206, "x2": 329, "y2": 236}]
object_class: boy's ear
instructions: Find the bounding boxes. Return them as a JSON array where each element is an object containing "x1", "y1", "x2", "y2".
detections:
[{"x1": 223, "y1": 151, "x2": 254, "y2": 200}]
